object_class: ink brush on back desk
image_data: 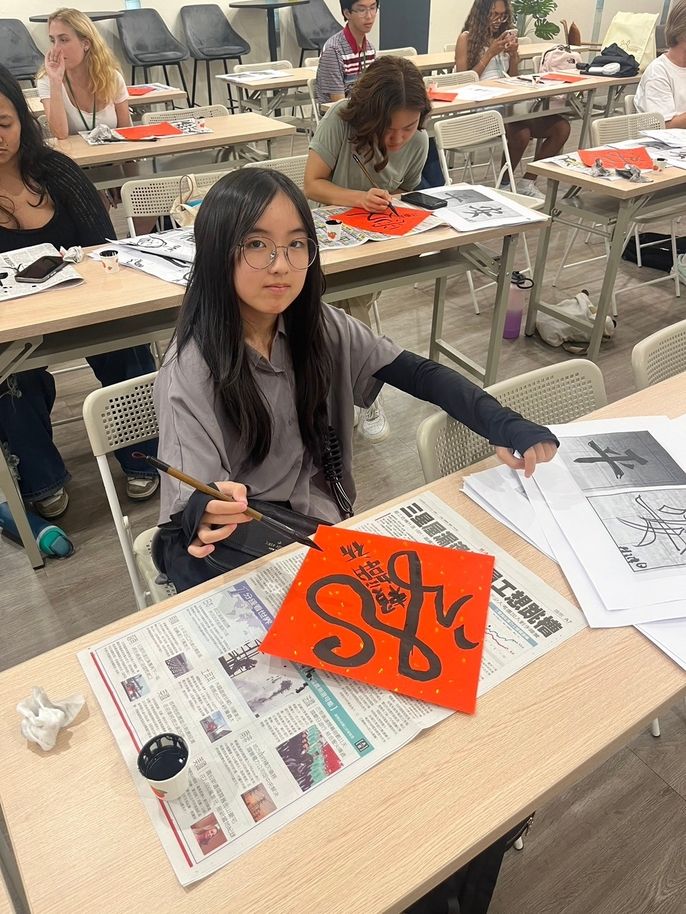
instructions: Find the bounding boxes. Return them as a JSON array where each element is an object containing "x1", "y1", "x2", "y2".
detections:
[
  {"x1": 136, "y1": 455, "x2": 323, "y2": 552},
  {"x1": 352, "y1": 152, "x2": 400, "y2": 216}
]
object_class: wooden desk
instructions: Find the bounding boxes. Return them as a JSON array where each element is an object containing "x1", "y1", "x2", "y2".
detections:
[
  {"x1": 49, "y1": 114, "x2": 295, "y2": 168},
  {"x1": 523, "y1": 159, "x2": 686, "y2": 362},
  {"x1": 0, "y1": 213, "x2": 540, "y2": 568},
  {"x1": 216, "y1": 68, "x2": 315, "y2": 117},
  {"x1": 406, "y1": 44, "x2": 598, "y2": 74},
  {"x1": 28, "y1": 87, "x2": 188, "y2": 117},
  {"x1": 428, "y1": 74, "x2": 640, "y2": 148},
  {"x1": 1, "y1": 375, "x2": 684, "y2": 914}
]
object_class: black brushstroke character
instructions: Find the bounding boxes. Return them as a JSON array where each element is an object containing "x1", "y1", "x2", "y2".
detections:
[
  {"x1": 573, "y1": 439, "x2": 649, "y2": 479},
  {"x1": 304, "y1": 549, "x2": 477, "y2": 682}
]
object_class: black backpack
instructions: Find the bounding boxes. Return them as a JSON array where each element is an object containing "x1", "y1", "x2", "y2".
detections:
[
  {"x1": 579, "y1": 42, "x2": 640, "y2": 77},
  {"x1": 622, "y1": 232, "x2": 686, "y2": 272}
]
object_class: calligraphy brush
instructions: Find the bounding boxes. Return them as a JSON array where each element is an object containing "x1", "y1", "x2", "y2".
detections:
[
  {"x1": 352, "y1": 153, "x2": 400, "y2": 217},
  {"x1": 136, "y1": 454, "x2": 323, "y2": 552}
]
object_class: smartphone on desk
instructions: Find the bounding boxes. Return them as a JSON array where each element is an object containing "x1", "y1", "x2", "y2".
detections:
[
  {"x1": 399, "y1": 192, "x2": 448, "y2": 210},
  {"x1": 15, "y1": 255, "x2": 67, "y2": 283}
]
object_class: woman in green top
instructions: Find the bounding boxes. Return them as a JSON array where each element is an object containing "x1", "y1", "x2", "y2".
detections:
[{"x1": 304, "y1": 56, "x2": 431, "y2": 441}]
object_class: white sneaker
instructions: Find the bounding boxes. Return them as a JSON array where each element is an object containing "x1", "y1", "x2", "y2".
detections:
[
  {"x1": 361, "y1": 400, "x2": 390, "y2": 442},
  {"x1": 517, "y1": 179, "x2": 545, "y2": 201}
]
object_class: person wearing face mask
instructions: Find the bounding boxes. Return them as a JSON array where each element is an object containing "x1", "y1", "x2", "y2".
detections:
[
  {"x1": 455, "y1": 0, "x2": 570, "y2": 200},
  {"x1": 37, "y1": 7, "x2": 131, "y2": 140}
]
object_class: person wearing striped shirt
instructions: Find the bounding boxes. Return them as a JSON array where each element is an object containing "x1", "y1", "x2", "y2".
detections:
[{"x1": 315, "y1": 0, "x2": 378, "y2": 105}]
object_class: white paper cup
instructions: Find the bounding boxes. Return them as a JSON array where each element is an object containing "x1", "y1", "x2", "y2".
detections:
[
  {"x1": 325, "y1": 219, "x2": 343, "y2": 242},
  {"x1": 137, "y1": 733, "x2": 190, "y2": 801},
  {"x1": 100, "y1": 249, "x2": 120, "y2": 273}
]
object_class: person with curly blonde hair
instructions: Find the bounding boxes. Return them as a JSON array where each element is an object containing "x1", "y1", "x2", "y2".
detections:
[
  {"x1": 455, "y1": 0, "x2": 570, "y2": 199},
  {"x1": 37, "y1": 8, "x2": 131, "y2": 140}
]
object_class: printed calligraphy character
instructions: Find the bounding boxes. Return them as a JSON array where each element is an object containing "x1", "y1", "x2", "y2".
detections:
[
  {"x1": 619, "y1": 495, "x2": 686, "y2": 555},
  {"x1": 574, "y1": 439, "x2": 649, "y2": 480},
  {"x1": 518, "y1": 603, "x2": 546, "y2": 624},
  {"x1": 353, "y1": 559, "x2": 391, "y2": 586},
  {"x1": 534, "y1": 616, "x2": 563, "y2": 637},
  {"x1": 492, "y1": 575, "x2": 517, "y2": 599},
  {"x1": 340, "y1": 541, "x2": 367, "y2": 561},
  {"x1": 432, "y1": 531, "x2": 461, "y2": 548},
  {"x1": 504, "y1": 589, "x2": 532, "y2": 611},
  {"x1": 423, "y1": 521, "x2": 447, "y2": 538}
]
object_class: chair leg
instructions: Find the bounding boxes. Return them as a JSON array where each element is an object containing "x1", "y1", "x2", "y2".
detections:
[
  {"x1": 176, "y1": 63, "x2": 191, "y2": 104},
  {"x1": 206, "y1": 59, "x2": 212, "y2": 106},
  {"x1": 191, "y1": 59, "x2": 198, "y2": 107},
  {"x1": 670, "y1": 220, "x2": 680, "y2": 297},
  {"x1": 467, "y1": 271, "x2": 480, "y2": 314},
  {"x1": 635, "y1": 226, "x2": 643, "y2": 267},
  {"x1": 651, "y1": 717, "x2": 661, "y2": 737},
  {"x1": 552, "y1": 223, "x2": 582, "y2": 287},
  {"x1": 514, "y1": 837, "x2": 524, "y2": 850},
  {"x1": 224, "y1": 59, "x2": 236, "y2": 113},
  {"x1": 162, "y1": 64, "x2": 170, "y2": 86},
  {"x1": 143, "y1": 67, "x2": 149, "y2": 84},
  {"x1": 131, "y1": 65, "x2": 136, "y2": 85}
]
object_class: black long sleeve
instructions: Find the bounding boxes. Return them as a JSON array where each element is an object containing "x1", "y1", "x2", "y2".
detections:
[
  {"x1": 374, "y1": 350, "x2": 559, "y2": 456},
  {"x1": 42, "y1": 151, "x2": 115, "y2": 246}
]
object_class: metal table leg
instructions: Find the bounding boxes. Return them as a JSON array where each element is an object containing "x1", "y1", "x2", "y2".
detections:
[
  {"x1": 586, "y1": 198, "x2": 633, "y2": 361},
  {"x1": 483, "y1": 233, "x2": 517, "y2": 386},
  {"x1": 525, "y1": 180, "x2": 559, "y2": 337},
  {"x1": 578, "y1": 87, "x2": 597, "y2": 148}
]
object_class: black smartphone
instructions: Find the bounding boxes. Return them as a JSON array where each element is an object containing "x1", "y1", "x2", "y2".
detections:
[
  {"x1": 15, "y1": 255, "x2": 67, "y2": 284},
  {"x1": 399, "y1": 192, "x2": 448, "y2": 210}
]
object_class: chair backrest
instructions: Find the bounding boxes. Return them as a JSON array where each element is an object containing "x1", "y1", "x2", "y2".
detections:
[
  {"x1": 624, "y1": 93, "x2": 636, "y2": 114},
  {"x1": 444, "y1": 42, "x2": 456, "y2": 52},
  {"x1": 307, "y1": 77, "x2": 321, "y2": 124},
  {"x1": 23, "y1": 86, "x2": 40, "y2": 98},
  {"x1": 416, "y1": 360, "x2": 607, "y2": 482},
  {"x1": 631, "y1": 319, "x2": 686, "y2": 389},
  {"x1": 590, "y1": 111, "x2": 664, "y2": 145},
  {"x1": 141, "y1": 104, "x2": 228, "y2": 125},
  {"x1": 434, "y1": 109, "x2": 514, "y2": 188},
  {"x1": 82, "y1": 373, "x2": 160, "y2": 608},
  {"x1": 0, "y1": 19, "x2": 43, "y2": 81},
  {"x1": 424, "y1": 71, "x2": 477, "y2": 88},
  {"x1": 243, "y1": 155, "x2": 308, "y2": 189},
  {"x1": 304, "y1": 56, "x2": 320, "y2": 69},
  {"x1": 120, "y1": 168, "x2": 235, "y2": 233},
  {"x1": 292, "y1": 0, "x2": 340, "y2": 52},
  {"x1": 117, "y1": 9, "x2": 189, "y2": 65},
  {"x1": 234, "y1": 59, "x2": 293, "y2": 73},
  {"x1": 378, "y1": 47, "x2": 418, "y2": 58},
  {"x1": 179, "y1": 4, "x2": 250, "y2": 58}
]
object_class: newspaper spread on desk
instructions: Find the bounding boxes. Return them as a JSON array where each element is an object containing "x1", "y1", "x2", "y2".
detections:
[
  {"x1": 0, "y1": 243, "x2": 83, "y2": 302},
  {"x1": 79, "y1": 492, "x2": 585, "y2": 886}
]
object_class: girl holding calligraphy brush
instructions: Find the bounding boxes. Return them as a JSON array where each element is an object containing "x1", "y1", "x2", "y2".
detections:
[
  {"x1": 152, "y1": 167, "x2": 558, "y2": 594},
  {"x1": 304, "y1": 55, "x2": 431, "y2": 440}
]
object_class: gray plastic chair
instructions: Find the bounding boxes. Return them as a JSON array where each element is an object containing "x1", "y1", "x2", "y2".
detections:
[
  {"x1": 117, "y1": 9, "x2": 190, "y2": 100},
  {"x1": 180, "y1": 4, "x2": 250, "y2": 108},
  {"x1": 292, "y1": 0, "x2": 340, "y2": 66},
  {"x1": 0, "y1": 19, "x2": 43, "y2": 85}
]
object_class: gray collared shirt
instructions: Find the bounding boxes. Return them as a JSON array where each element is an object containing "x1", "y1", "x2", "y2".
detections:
[{"x1": 155, "y1": 303, "x2": 402, "y2": 525}]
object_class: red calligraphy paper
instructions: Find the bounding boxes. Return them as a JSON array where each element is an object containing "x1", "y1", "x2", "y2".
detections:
[
  {"x1": 260, "y1": 526, "x2": 495, "y2": 713},
  {"x1": 427, "y1": 87, "x2": 458, "y2": 102},
  {"x1": 115, "y1": 122, "x2": 183, "y2": 140},
  {"x1": 126, "y1": 85, "x2": 156, "y2": 96},
  {"x1": 336, "y1": 206, "x2": 431, "y2": 236},
  {"x1": 540, "y1": 72, "x2": 588, "y2": 84},
  {"x1": 578, "y1": 146, "x2": 654, "y2": 170}
]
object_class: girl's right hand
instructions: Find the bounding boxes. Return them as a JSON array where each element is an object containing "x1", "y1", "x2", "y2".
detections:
[
  {"x1": 45, "y1": 47, "x2": 66, "y2": 83},
  {"x1": 487, "y1": 34, "x2": 510, "y2": 59},
  {"x1": 188, "y1": 481, "x2": 252, "y2": 558},
  {"x1": 358, "y1": 187, "x2": 394, "y2": 213}
]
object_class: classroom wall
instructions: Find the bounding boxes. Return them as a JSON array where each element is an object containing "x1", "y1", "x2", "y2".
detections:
[{"x1": 19, "y1": 0, "x2": 665, "y2": 104}]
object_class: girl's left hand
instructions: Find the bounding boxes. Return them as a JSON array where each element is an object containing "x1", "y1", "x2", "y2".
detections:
[{"x1": 495, "y1": 440, "x2": 558, "y2": 478}]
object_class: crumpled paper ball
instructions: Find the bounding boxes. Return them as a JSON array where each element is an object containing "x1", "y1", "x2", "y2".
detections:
[
  {"x1": 17, "y1": 687, "x2": 85, "y2": 751},
  {"x1": 59, "y1": 245, "x2": 84, "y2": 264}
]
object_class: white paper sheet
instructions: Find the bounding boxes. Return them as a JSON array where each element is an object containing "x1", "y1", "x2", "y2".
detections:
[
  {"x1": 453, "y1": 85, "x2": 512, "y2": 101},
  {"x1": 640, "y1": 128, "x2": 686, "y2": 148},
  {"x1": 422, "y1": 184, "x2": 545, "y2": 233},
  {"x1": 0, "y1": 243, "x2": 83, "y2": 301}
]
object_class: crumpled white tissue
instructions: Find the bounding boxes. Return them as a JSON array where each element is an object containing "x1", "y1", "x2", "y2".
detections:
[
  {"x1": 59, "y1": 245, "x2": 84, "y2": 264},
  {"x1": 87, "y1": 123, "x2": 118, "y2": 144},
  {"x1": 17, "y1": 687, "x2": 85, "y2": 751}
]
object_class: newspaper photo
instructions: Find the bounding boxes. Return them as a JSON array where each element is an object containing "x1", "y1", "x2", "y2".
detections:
[
  {"x1": 79, "y1": 492, "x2": 585, "y2": 886},
  {"x1": 0, "y1": 243, "x2": 83, "y2": 302}
]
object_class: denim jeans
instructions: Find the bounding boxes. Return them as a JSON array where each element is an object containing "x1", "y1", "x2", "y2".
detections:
[{"x1": 0, "y1": 345, "x2": 158, "y2": 501}]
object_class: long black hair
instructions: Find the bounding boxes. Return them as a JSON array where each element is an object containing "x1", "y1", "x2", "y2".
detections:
[
  {"x1": 0, "y1": 64, "x2": 54, "y2": 227},
  {"x1": 175, "y1": 168, "x2": 332, "y2": 467}
]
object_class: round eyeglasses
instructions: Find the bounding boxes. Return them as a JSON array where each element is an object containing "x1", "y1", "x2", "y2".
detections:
[{"x1": 239, "y1": 237, "x2": 318, "y2": 271}]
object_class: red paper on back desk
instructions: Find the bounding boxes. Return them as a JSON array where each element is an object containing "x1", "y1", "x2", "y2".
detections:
[
  {"x1": 126, "y1": 86, "x2": 156, "y2": 96},
  {"x1": 115, "y1": 122, "x2": 183, "y2": 140},
  {"x1": 578, "y1": 146, "x2": 654, "y2": 170}
]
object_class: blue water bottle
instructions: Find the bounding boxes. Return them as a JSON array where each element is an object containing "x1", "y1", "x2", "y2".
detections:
[{"x1": 0, "y1": 502, "x2": 74, "y2": 558}]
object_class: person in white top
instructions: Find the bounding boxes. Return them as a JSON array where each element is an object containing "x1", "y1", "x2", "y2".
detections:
[
  {"x1": 37, "y1": 7, "x2": 130, "y2": 140},
  {"x1": 635, "y1": 0, "x2": 686, "y2": 127},
  {"x1": 455, "y1": 0, "x2": 570, "y2": 199}
]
